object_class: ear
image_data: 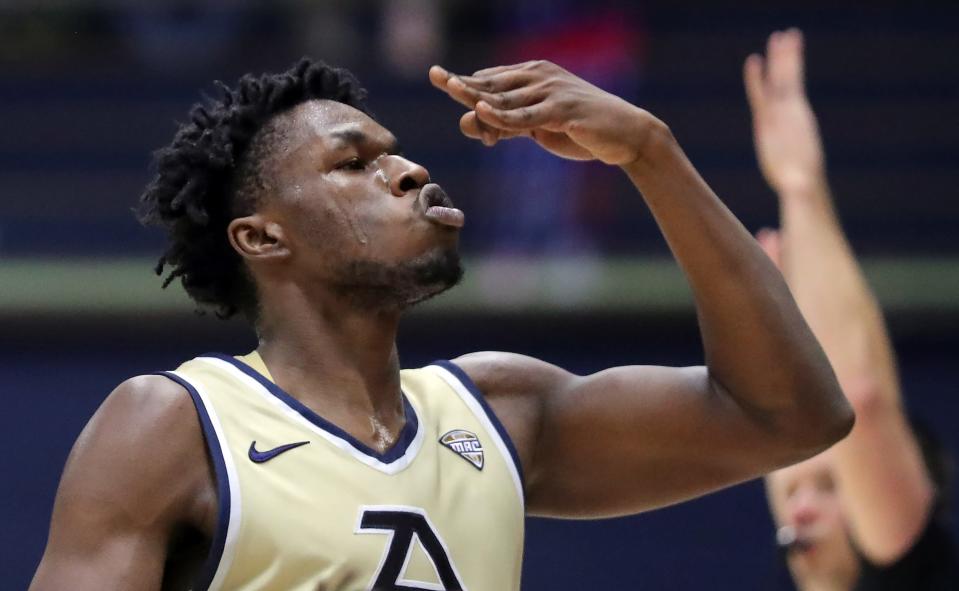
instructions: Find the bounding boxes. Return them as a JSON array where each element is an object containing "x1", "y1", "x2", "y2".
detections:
[{"x1": 228, "y1": 214, "x2": 291, "y2": 262}]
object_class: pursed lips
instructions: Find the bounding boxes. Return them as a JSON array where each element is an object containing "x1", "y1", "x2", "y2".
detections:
[{"x1": 418, "y1": 183, "x2": 465, "y2": 228}]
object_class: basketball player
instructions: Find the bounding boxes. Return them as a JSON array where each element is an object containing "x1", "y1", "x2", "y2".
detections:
[
  {"x1": 30, "y1": 56, "x2": 854, "y2": 590},
  {"x1": 748, "y1": 29, "x2": 958, "y2": 589}
]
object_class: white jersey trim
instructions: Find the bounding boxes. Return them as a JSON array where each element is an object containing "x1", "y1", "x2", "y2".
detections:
[
  {"x1": 167, "y1": 370, "x2": 243, "y2": 591},
  {"x1": 428, "y1": 364, "x2": 526, "y2": 510},
  {"x1": 195, "y1": 356, "x2": 426, "y2": 475}
]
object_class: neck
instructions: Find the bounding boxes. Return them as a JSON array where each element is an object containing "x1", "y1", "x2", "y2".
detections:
[
  {"x1": 795, "y1": 579, "x2": 852, "y2": 591},
  {"x1": 255, "y1": 282, "x2": 405, "y2": 428},
  {"x1": 791, "y1": 559, "x2": 860, "y2": 591}
]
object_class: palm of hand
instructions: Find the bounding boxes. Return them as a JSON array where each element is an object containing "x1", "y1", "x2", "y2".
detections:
[
  {"x1": 744, "y1": 29, "x2": 826, "y2": 194},
  {"x1": 753, "y1": 95, "x2": 825, "y2": 193}
]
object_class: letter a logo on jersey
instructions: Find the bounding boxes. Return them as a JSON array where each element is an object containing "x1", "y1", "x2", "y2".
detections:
[
  {"x1": 357, "y1": 506, "x2": 466, "y2": 591},
  {"x1": 439, "y1": 430, "x2": 484, "y2": 470}
]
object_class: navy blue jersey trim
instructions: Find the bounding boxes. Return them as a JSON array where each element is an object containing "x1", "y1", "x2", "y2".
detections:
[
  {"x1": 155, "y1": 371, "x2": 229, "y2": 591},
  {"x1": 431, "y1": 359, "x2": 527, "y2": 497},
  {"x1": 203, "y1": 353, "x2": 420, "y2": 464}
]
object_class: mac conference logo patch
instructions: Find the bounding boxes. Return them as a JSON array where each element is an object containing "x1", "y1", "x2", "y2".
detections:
[{"x1": 439, "y1": 429, "x2": 484, "y2": 470}]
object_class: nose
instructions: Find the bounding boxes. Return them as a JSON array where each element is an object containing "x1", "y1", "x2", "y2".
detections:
[
  {"x1": 382, "y1": 155, "x2": 430, "y2": 196},
  {"x1": 788, "y1": 490, "x2": 822, "y2": 527}
]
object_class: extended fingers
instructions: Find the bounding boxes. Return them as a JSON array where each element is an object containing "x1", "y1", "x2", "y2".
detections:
[
  {"x1": 474, "y1": 100, "x2": 553, "y2": 130},
  {"x1": 433, "y1": 65, "x2": 537, "y2": 145},
  {"x1": 743, "y1": 53, "x2": 766, "y2": 113},
  {"x1": 457, "y1": 68, "x2": 534, "y2": 94},
  {"x1": 459, "y1": 111, "x2": 528, "y2": 146},
  {"x1": 429, "y1": 65, "x2": 474, "y2": 109},
  {"x1": 767, "y1": 28, "x2": 805, "y2": 93},
  {"x1": 432, "y1": 61, "x2": 566, "y2": 145},
  {"x1": 746, "y1": 28, "x2": 806, "y2": 105},
  {"x1": 430, "y1": 65, "x2": 538, "y2": 112},
  {"x1": 471, "y1": 62, "x2": 535, "y2": 77},
  {"x1": 448, "y1": 77, "x2": 544, "y2": 110},
  {"x1": 429, "y1": 64, "x2": 453, "y2": 91}
]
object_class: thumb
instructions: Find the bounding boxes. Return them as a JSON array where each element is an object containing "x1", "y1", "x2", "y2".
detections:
[{"x1": 743, "y1": 53, "x2": 766, "y2": 118}]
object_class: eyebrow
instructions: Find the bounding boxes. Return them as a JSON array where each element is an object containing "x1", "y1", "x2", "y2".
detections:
[{"x1": 328, "y1": 129, "x2": 402, "y2": 155}]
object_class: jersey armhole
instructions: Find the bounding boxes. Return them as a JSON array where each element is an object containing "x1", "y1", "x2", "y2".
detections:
[
  {"x1": 428, "y1": 360, "x2": 527, "y2": 507},
  {"x1": 155, "y1": 371, "x2": 239, "y2": 591}
]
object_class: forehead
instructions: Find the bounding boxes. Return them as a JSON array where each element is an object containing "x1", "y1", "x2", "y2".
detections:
[
  {"x1": 280, "y1": 99, "x2": 395, "y2": 154},
  {"x1": 768, "y1": 452, "x2": 835, "y2": 492}
]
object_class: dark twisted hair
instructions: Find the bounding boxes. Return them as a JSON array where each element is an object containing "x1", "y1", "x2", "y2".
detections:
[{"x1": 137, "y1": 58, "x2": 372, "y2": 319}]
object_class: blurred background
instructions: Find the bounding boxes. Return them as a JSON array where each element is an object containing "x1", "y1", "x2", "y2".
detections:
[{"x1": 1, "y1": 1, "x2": 957, "y2": 589}]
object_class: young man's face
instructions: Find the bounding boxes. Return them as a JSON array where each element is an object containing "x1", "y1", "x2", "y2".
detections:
[
  {"x1": 766, "y1": 451, "x2": 860, "y2": 586},
  {"x1": 255, "y1": 99, "x2": 463, "y2": 309}
]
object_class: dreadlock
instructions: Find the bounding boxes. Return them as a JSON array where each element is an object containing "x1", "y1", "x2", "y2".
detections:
[{"x1": 137, "y1": 58, "x2": 372, "y2": 320}]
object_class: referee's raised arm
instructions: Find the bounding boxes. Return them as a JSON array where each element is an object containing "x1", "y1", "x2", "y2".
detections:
[{"x1": 749, "y1": 29, "x2": 955, "y2": 590}]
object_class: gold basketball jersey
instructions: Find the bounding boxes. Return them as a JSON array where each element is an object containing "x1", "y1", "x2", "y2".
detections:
[{"x1": 159, "y1": 352, "x2": 525, "y2": 591}]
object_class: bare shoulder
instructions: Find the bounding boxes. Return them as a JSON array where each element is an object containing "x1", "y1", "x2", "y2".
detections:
[
  {"x1": 57, "y1": 373, "x2": 212, "y2": 533},
  {"x1": 90, "y1": 373, "x2": 198, "y2": 433},
  {"x1": 77, "y1": 374, "x2": 205, "y2": 470},
  {"x1": 451, "y1": 351, "x2": 574, "y2": 400},
  {"x1": 450, "y1": 351, "x2": 576, "y2": 476},
  {"x1": 30, "y1": 374, "x2": 214, "y2": 590}
]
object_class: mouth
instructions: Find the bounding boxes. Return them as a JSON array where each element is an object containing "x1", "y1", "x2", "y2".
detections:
[
  {"x1": 418, "y1": 183, "x2": 465, "y2": 229},
  {"x1": 777, "y1": 526, "x2": 816, "y2": 555}
]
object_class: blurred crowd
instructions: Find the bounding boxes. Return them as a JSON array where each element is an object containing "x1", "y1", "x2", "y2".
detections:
[{"x1": 1, "y1": 2, "x2": 955, "y2": 269}]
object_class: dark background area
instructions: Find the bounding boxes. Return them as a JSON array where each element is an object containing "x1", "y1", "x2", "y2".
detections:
[
  {"x1": 2, "y1": 2, "x2": 957, "y2": 258},
  {"x1": 2, "y1": 1, "x2": 957, "y2": 589}
]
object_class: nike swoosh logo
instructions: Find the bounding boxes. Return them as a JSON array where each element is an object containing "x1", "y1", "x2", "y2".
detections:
[{"x1": 248, "y1": 440, "x2": 311, "y2": 463}]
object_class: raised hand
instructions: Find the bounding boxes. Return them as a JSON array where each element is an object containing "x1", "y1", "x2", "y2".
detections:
[
  {"x1": 429, "y1": 61, "x2": 662, "y2": 166},
  {"x1": 744, "y1": 29, "x2": 826, "y2": 195}
]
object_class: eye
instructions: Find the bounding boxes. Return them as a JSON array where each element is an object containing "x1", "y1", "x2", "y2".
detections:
[
  {"x1": 337, "y1": 157, "x2": 367, "y2": 171},
  {"x1": 815, "y1": 473, "x2": 836, "y2": 493}
]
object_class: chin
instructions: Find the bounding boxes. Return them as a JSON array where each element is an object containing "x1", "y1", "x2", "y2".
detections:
[
  {"x1": 398, "y1": 247, "x2": 464, "y2": 307},
  {"x1": 332, "y1": 246, "x2": 464, "y2": 312}
]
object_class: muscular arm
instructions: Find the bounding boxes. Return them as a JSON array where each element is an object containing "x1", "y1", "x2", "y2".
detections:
[
  {"x1": 430, "y1": 60, "x2": 854, "y2": 517},
  {"x1": 746, "y1": 29, "x2": 933, "y2": 563},
  {"x1": 30, "y1": 376, "x2": 212, "y2": 590}
]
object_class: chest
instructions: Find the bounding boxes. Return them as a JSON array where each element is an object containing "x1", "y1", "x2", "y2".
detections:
[
  {"x1": 172, "y1": 358, "x2": 525, "y2": 591},
  {"x1": 220, "y1": 415, "x2": 522, "y2": 590}
]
